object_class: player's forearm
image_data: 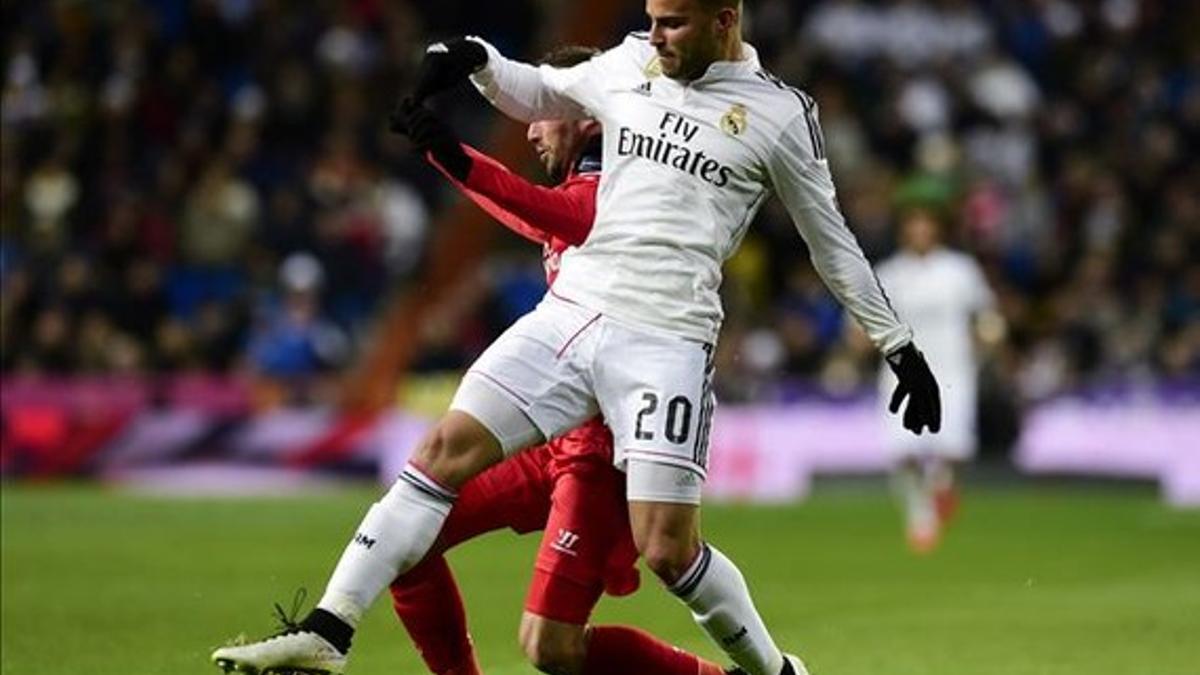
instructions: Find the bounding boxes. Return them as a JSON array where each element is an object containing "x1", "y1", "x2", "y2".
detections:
[
  {"x1": 469, "y1": 39, "x2": 588, "y2": 123},
  {"x1": 428, "y1": 146, "x2": 546, "y2": 245},
  {"x1": 461, "y1": 158, "x2": 592, "y2": 246},
  {"x1": 431, "y1": 145, "x2": 591, "y2": 246},
  {"x1": 801, "y1": 202, "x2": 913, "y2": 353}
]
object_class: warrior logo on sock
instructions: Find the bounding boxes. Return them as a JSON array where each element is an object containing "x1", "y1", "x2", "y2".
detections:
[{"x1": 353, "y1": 532, "x2": 377, "y2": 549}]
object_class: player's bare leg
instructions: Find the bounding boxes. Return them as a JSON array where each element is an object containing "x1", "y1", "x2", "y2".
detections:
[
  {"x1": 212, "y1": 410, "x2": 511, "y2": 673},
  {"x1": 627, "y1": 461, "x2": 809, "y2": 675}
]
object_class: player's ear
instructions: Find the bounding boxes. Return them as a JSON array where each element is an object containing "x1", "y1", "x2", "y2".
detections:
[{"x1": 714, "y1": 6, "x2": 738, "y2": 34}]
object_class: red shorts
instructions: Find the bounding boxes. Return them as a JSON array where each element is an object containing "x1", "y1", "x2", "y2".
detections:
[{"x1": 426, "y1": 418, "x2": 638, "y2": 624}]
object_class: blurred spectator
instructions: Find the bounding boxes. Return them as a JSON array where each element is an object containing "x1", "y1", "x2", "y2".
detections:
[
  {"x1": 246, "y1": 252, "x2": 348, "y2": 380},
  {"x1": 0, "y1": 0, "x2": 1195, "y2": 416}
]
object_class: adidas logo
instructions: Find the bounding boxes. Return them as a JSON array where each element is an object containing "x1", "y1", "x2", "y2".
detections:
[{"x1": 632, "y1": 81, "x2": 652, "y2": 96}]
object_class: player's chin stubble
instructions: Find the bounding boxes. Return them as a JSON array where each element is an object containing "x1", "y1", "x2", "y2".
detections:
[{"x1": 545, "y1": 156, "x2": 566, "y2": 183}]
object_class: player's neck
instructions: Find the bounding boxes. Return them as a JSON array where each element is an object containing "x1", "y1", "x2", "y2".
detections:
[
  {"x1": 682, "y1": 36, "x2": 745, "y2": 82},
  {"x1": 719, "y1": 35, "x2": 744, "y2": 63}
]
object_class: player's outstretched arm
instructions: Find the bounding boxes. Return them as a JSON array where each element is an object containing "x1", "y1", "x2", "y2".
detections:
[
  {"x1": 766, "y1": 109, "x2": 911, "y2": 353},
  {"x1": 389, "y1": 102, "x2": 593, "y2": 246},
  {"x1": 409, "y1": 35, "x2": 592, "y2": 122},
  {"x1": 390, "y1": 98, "x2": 472, "y2": 180},
  {"x1": 467, "y1": 37, "x2": 602, "y2": 124},
  {"x1": 767, "y1": 106, "x2": 941, "y2": 434},
  {"x1": 454, "y1": 145, "x2": 594, "y2": 246}
]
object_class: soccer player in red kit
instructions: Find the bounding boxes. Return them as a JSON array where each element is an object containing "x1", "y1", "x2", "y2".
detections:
[{"x1": 386, "y1": 46, "x2": 730, "y2": 675}]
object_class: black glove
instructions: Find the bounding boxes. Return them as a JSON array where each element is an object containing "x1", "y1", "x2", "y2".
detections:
[
  {"x1": 389, "y1": 99, "x2": 472, "y2": 181},
  {"x1": 412, "y1": 38, "x2": 488, "y2": 103},
  {"x1": 886, "y1": 342, "x2": 942, "y2": 435}
]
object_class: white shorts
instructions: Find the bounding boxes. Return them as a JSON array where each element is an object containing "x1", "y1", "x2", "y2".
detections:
[
  {"x1": 450, "y1": 293, "x2": 716, "y2": 479},
  {"x1": 626, "y1": 459, "x2": 704, "y2": 505}
]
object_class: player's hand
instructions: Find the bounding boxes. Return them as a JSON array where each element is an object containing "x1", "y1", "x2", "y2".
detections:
[
  {"x1": 389, "y1": 99, "x2": 472, "y2": 181},
  {"x1": 412, "y1": 37, "x2": 488, "y2": 102},
  {"x1": 886, "y1": 342, "x2": 941, "y2": 435}
]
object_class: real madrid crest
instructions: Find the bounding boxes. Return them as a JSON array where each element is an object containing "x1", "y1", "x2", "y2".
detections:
[
  {"x1": 720, "y1": 104, "x2": 748, "y2": 136},
  {"x1": 643, "y1": 56, "x2": 663, "y2": 79}
]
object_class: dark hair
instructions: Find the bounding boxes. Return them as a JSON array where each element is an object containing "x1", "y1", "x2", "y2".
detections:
[{"x1": 538, "y1": 45, "x2": 601, "y2": 68}]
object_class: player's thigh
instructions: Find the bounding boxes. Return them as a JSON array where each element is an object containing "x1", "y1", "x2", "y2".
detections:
[
  {"x1": 594, "y1": 326, "x2": 717, "y2": 478},
  {"x1": 434, "y1": 445, "x2": 556, "y2": 551},
  {"x1": 452, "y1": 299, "x2": 600, "y2": 455}
]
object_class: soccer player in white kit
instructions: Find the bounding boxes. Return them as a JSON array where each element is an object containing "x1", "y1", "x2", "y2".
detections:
[
  {"x1": 212, "y1": 2, "x2": 941, "y2": 674},
  {"x1": 876, "y1": 206, "x2": 997, "y2": 553}
]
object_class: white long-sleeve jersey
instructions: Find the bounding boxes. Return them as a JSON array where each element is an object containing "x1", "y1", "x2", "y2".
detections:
[{"x1": 470, "y1": 34, "x2": 912, "y2": 352}]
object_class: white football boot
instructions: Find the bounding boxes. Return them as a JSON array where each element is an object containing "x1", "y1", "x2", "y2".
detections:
[
  {"x1": 211, "y1": 630, "x2": 346, "y2": 674},
  {"x1": 783, "y1": 653, "x2": 811, "y2": 674}
]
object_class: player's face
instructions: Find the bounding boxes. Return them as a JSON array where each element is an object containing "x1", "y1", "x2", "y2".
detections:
[
  {"x1": 527, "y1": 119, "x2": 582, "y2": 182},
  {"x1": 901, "y1": 209, "x2": 941, "y2": 254},
  {"x1": 646, "y1": 0, "x2": 724, "y2": 80}
]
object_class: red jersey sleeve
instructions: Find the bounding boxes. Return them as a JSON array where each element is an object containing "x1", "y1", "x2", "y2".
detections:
[{"x1": 429, "y1": 145, "x2": 595, "y2": 247}]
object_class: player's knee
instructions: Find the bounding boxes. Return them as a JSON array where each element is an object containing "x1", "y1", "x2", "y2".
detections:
[
  {"x1": 630, "y1": 501, "x2": 702, "y2": 584},
  {"x1": 639, "y1": 535, "x2": 700, "y2": 584},
  {"x1": 412, "y1": 412, "x2": 502, "y2": 487},
  {"x1": 519, "y1": 616, "x2": 586, "y2": 675}
]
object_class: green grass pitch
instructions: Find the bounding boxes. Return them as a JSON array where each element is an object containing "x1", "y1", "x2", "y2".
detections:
[{"x1": 3, "y1": 482, "x2": 1198, "y2": 674}]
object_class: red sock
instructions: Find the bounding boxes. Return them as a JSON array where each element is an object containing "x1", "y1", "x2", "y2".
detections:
[
  {"x1": 583, "y1": 625, "x2": 726, "y2": 675},
  {"x1": 390, "y1": 556, "x2": 482, "y2": 675}
]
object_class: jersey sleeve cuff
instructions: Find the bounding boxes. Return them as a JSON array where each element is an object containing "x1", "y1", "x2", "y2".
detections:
[{"x1": 467, "y1": 36, "x2": 501, "y2": 91}]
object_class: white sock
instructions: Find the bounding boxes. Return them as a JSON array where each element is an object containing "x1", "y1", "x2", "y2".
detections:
[
  {"x1": 895, "y1": 459, "x2": 935, "y2": 534},
  {"x1": 317, "y1": 463, "x2": 455, "y2": 627},
  {"x1": 669, "y1": 543, "x2": 785, "y2": 675}
]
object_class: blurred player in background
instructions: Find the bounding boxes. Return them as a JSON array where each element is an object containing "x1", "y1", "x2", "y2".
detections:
[
  {"x1": 876, "y1": 206, "x2": 999, "y2": 553},
  {"x1": 213, "y1": 2, "x2": 940, "y2": 674},
  {"x1": 386, "y1": 46, "x2": 732, "y2": 675}
]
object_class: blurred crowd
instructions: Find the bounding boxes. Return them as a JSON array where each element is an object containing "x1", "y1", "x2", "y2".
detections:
[
  {"x1": 712, "y1": 0, "x2": 1200, "y2": 404},
  {"x1": 2, "y1": 0, "x2": 1198, "y2": 409},
  {"x1": 1, "y1": 0, "x2": 534, "y2": 383}
]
